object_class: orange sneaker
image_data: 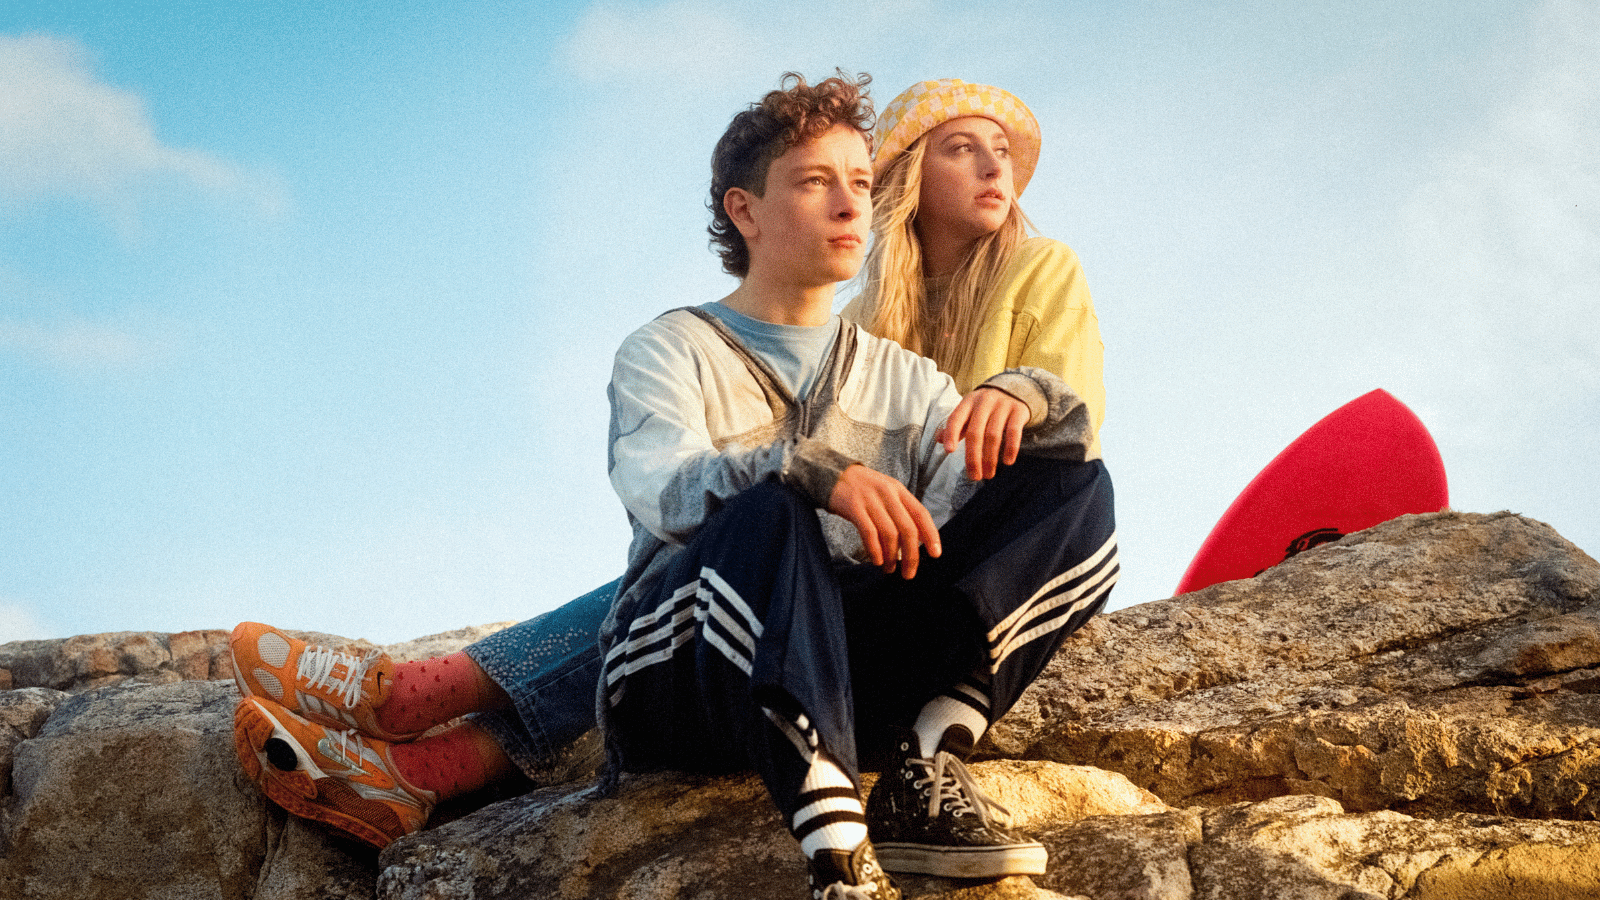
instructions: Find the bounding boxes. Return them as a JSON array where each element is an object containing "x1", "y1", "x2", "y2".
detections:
[
  {"x1": 229, "y1": 622, "x2": 420, "y2": 742},
  {"x1": 233, "y1": 696, "x2": 436, "y2": 850}
]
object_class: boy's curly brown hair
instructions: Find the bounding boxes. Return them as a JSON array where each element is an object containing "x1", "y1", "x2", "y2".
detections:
[{"x1": 707, "y1": 71, "x2": 874, "y2": 278}]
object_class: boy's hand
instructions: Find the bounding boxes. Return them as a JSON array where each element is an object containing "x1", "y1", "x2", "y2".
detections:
[
  {"x1": 828, "y1": 464, "x2": 941, "y2": 579},
  {"x1": 937, "y1": 386, "x2": 1029, "y2": 480}
]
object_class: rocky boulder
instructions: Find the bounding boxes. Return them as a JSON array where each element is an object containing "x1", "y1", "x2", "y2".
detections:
[
  {"x1": 0, "y1": 624, "x2": 510, "y2": 900},
  {"x1": 0, "y1": 623, "x2": 518, "y2": 696},
  {"x1": 994, "y1": 511, "x2": 1600, "y2": 821},
  {"x1": 0, "y1": 679, "x2": 375, "y2": 900},
  {"x1": 5, "y1": 511, "x2": 1600, "y2": 899},
  {"x1": 0, "y1": 629, "x2": 233, "y2": 694},
  {"x1": 379, "y1": 761, "x2": 1168, "y2": 900}
]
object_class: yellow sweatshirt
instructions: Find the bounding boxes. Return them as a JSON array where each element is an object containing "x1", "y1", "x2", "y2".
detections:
[{"x1": 844, "y1": 237, "x2": 1106, "y2": 458}]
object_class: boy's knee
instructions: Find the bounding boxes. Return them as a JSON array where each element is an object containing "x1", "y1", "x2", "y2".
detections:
[
  {"x1": 694, "y1": 479, "x2": 829, "y2": 560},
  {"x1": 1007, "y1": 455, "x2": 1112, "y2": 495},
  {"x1": 725, "y1": 478, "x2": 810, "y2": 516}
]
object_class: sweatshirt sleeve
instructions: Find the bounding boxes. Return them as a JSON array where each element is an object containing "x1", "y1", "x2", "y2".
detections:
[
  {"x1": 978, "y1": 365, "x2": 1097, "y2": 462},
  {"x1": 1004, "y1": 241, "x2": 1107, "y2": 446},
  {"x1": 607, "y1": 320, "x2": 853, "y2": 545}
]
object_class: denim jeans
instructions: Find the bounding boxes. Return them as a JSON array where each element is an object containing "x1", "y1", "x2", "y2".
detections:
[{"x1": 463, "y1": 578, "x2": 614, "y2": 784}]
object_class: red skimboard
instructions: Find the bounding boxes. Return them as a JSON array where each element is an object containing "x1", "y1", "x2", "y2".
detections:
[{"x1": 1175, "y1": 389, "x2": 1448, "y2": 595}]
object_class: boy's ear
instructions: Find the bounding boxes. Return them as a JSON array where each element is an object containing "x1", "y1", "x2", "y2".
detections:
[{"x1": 724, "y1": 187, "x2": 759, "y2": 241}]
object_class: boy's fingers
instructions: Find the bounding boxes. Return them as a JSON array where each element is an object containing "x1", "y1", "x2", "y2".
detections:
[
  {"x1": 915, "y1": 499, "x2": 941, "y2": 560},
  {"x1": 876, "y1": 501, "x2": 903, "y2": 574},
  {"x1": 902, "y1": 508, "x2": 925, "y2": 578}
]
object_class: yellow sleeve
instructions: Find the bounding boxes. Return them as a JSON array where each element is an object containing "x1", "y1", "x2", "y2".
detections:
[{"x1": 973, "y1": 238, "x2": 1107, "y2": 455}]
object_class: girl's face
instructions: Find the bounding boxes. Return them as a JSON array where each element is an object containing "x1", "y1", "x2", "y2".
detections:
[{"x1": 915, "y1": 116, "x2": 1015, "y2": 245}]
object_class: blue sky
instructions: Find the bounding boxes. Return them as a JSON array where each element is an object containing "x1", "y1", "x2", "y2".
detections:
[{"x1": 2, "y1": 1, "x2": 1596, "y2": 645}]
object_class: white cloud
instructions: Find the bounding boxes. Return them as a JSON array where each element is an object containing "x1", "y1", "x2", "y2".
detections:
[
  {"x1": 1399, "y1": 0, "x2": 1600, "y2": 408},
  {"x1": 0, "y1": 33, "x2": 282, "y2": 227},
  {"x1": 0, "y1": 264, "x2": 165, "y2": 371},
  {"x1": 563, "y1": 0, "x2": 764, "y2": 82},
  {"x1": 559, "y1": 0, "x2": 943, "y2": 88},
  {"x1": 0, "y1": 599, "x2": 54, "y2": 643},
  {"x1": 0, "y1": 317, "x2": 161, "y2": 370},
  {"x1": 1376, "y1": 0, "x2": 1600, "y2": 555}
]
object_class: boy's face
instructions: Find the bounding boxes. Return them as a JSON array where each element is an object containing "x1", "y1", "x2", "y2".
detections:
[{"x1": 735, "y1": 124, "x2": 873, "y2": 290}]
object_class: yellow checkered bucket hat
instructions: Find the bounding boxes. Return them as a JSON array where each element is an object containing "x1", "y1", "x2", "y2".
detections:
[{"x1": 875, "y1": 78, "x2": 1042, "y2": 196}]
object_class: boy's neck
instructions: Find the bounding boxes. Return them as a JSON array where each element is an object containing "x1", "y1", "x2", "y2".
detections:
[{"x1": 719, "y1": 276, "x2": 836, "y2": 327}]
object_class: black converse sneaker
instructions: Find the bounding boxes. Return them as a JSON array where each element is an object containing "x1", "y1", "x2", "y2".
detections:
[
  {"x1": 865, "y1": 729, "x2": 1047, "y2": 878},
  {"x1": 806, "y1": 839, "x2": 900, "y2": 900}
]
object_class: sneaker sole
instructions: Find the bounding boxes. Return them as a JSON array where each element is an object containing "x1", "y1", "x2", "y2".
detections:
[
  {"x1": 232, "y1": 699, "x2": 405, "y2": 850},
  {"x1": 872, "y1": 841, "x2": 1048, "y2": 878}
]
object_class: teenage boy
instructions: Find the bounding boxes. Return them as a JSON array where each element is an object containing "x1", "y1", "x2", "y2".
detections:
[{"x1": 598, "y1": 73, "x2": 1118, "y2": 900}]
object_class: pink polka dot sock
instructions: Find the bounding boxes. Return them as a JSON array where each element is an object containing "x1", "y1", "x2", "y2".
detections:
[
  {"x1": 374, "y1": 652, "x2": 509, "y2": 738},
  {"x1": 389, "y1": 721, "x2": 508, "y2": 801}
]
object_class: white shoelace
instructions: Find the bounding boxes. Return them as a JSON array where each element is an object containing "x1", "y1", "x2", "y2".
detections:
[
  {"x1": 325, "y1": 725, "x2": 366, "y2": 767},
  {"x1": 296, "y1": 646, "x2": 380, "y2": 709},
  {"x1": 911, "y1": 751, "x2": 1013, "y2": 827},
  {"x1": 820, "y1": 883, "x2": 879, "y2": 900}
]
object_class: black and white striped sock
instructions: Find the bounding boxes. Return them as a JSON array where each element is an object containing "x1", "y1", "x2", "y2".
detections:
[
  {"x1": 790, "y1": 750, "x2": 866, "y2": 859},
  {"x1": 913, "y1": 670, "x2": 991, "y2": 758}
]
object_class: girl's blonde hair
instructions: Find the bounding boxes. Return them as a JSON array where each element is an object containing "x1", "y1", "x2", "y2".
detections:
[{"x1": 855, "y1": 137, "x2": 1032, "y2": 382}]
